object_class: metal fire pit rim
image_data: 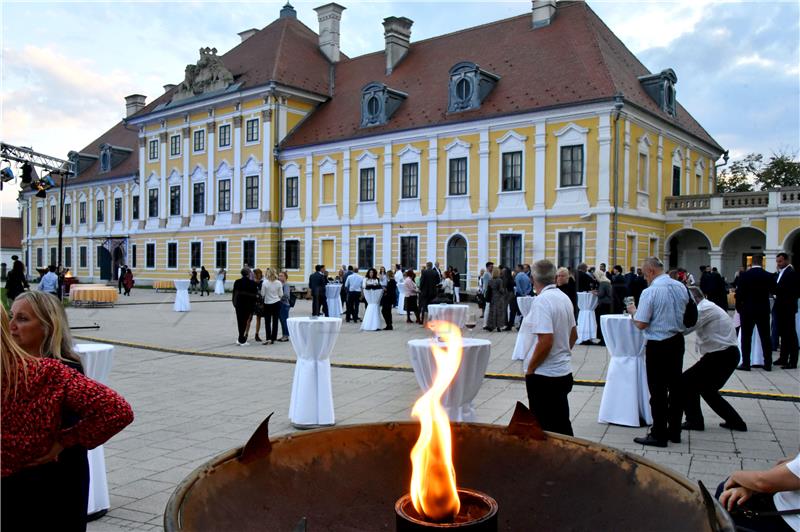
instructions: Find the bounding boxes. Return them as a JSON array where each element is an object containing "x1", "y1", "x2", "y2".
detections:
[{"x1": 163, "y1": 421, "x2": 733, "y2": 532}]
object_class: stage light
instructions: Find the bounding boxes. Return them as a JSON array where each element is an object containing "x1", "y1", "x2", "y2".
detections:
[
  {"x1": 21, "y1": 162, "x2": 34, "y2": 184},
  {"x1": 0, "y1": 166, "x2": 13, "y2": 183}
]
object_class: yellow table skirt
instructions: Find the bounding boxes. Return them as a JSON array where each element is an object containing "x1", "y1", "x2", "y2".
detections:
[
  {"x1": 70, "y1": 287, "x2": 118, "y2": 304},
  {"x1": 153, "y1": 280, "x2": 174, "y2": 290}
]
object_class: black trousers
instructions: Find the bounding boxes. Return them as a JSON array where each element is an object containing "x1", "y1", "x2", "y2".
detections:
[
  {"x1": 595, "y1": 303, "x2": 611, "y2": 343},
  {"x1": 381, "y1": 302, "x2": 393, "y2": 328},
  {"x1": 740, "y1": 310, "x2": 772, "y2": 369},
  {"x1": 645, "y1": 333, "x2": 684, "y2": 441},
  {"x1": 525, "y1": 373, "x2": 574, "y2": 436},
  {"x1": 776, "y1": 309, "x2": 799, "y2": 367},
  {"x1": 715, "y1": 481, "x2": 795, "y2": 532},
  {"x1": 682, "y1": 345, "x2": 746, "y2": 428},
  {"x1": 235, "y1": 306, "x2": 252, "y2": 343},
  {"x1": 312, "y1": 288, "x2": 329, "y2": 317},
  {"x1": 508, "y1": 296, "x2": 521, "y2": 328},
  {"x1": 346, "y1": 291, "x2": 361, "y2": 322},
  {"x1": 263, "y1": 301, "x2": 281, "y2": 342}
]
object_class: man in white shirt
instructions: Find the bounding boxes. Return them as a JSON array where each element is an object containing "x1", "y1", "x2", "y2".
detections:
[
  {"x1": 394, "y1": 264, "x2": 404, "y2": 308},
  {"x1": 38, "y1": 265, "x2": 59, "y2": 296},
  {"x1": 518, "y1": 259, "x2": 578, "y2": 436},
  {"x1": 344, "y1": 268, "x2": 364, "y2": 323},
  {"x1": 681, "y1": 287, "x2": 747, "y2": 432}
]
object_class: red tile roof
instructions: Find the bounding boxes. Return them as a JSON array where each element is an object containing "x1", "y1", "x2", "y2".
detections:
[
  {"x1": 68, "y1": 120, "x2": 139, "y2": 186},
  {"x1": 1, "y1": 217, "x2": 22, "y2": 250},
  {"x1": 283, "y1": 1, "x2": 721, "y2": 151}
]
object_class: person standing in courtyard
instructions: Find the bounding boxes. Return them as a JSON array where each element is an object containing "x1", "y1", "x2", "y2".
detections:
[
  {"x1": 232, "y1": 269, "x2": 258, "y2": 346},
  {"x1": 189, "y1": 268, "x2": 199, "y2": 295},
  {"x1": 381, "y1": 270, "x2": 397, "y2": 330},
  {"x1": 419, "y1": 262, "x2": 439, "y2": 325},
  {"x1": 628, "y1": 256, "x2": 689, "y2": 447},
  {"x1": 773, "y1": 252, "x2": 799, "y2": 369},
  {"x1": 681, "y1": 286, "x2": 747, "y2": 433},
  {"x1": 122, "y1": 268, "x2": 134, "y2": 296},
  {"x1": 38, "y1": 265, "x2": 59, "y2": 296},
  {"x1": 5, "y1": 258, "x2": 29, "y2": 301},
  {"x1": 735, "y1": 257, "x2": 776, "y2": 371},
  {"x1": 278, "y1": 271, "x2": 291, "y2": 342},
  {"x1": 309, "y1": 264, "x2": 329, "y2": 317},
  {"x1": 117, "y1": 264, "x2": 127, "y2": 294},
  {"x1": 484, "y1": 268, "x2": 508, "y2": 332},
  {"x1": 344, "y1": 267, "x2": 364, "y2": 323},
  {"x1": 261, "y1": 269, "x2": 283, "y2": 345},
  {"x1": 517, "y1": 260, "x2": 577, "y2": 436},
  {"x1": 199, "y1": 266, "x2": 211, "y2": 296},
  {"x1": 403, "y1": 270, "x2": 421, "y2": 324}
]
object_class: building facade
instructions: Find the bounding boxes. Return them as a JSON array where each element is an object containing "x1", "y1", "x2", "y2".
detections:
[{"x1": 19, "y1": 1, "x2": 800, "y2": 288}]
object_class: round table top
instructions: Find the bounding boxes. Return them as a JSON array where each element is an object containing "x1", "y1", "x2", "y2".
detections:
[
  {"x1": 288, "y1": 317, "x2": 342, "y2": 324},
  {"x1": 408, "y1": 337, "x2": 491, "y2": 350},
  {"x1": 174, "y1": 279, "x2": 190, "y2": 289},
  {"x1": 325, "y1": 284, "x2": 341, "y2": 297},
  {"x1": 74, "y1": 342, "x2": 114, "y2": 354},
  {"x1": 428, "y1": 303, "x2": 469, "y2": 311}
]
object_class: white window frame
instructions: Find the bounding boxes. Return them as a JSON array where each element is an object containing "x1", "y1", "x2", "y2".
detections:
[
  {"x1": 242, "y1": 238, "x2": 257, "y2": 268},
  {"x1": 189, "y1": 240, "x2": 203, "y2": 269},
  {"x1": 283, "y1": 162, "x2": 301, "y2": 211},
  {"x1": 356, "y1": 151, "x2": 378, "y2": 205},
  {"x1": 695, "y1": 159, "x2": 705, "y2": 195},
  {"x1": 671, "y1": 148, "x2": 683, "y2": 196},
  {"x1": 496, "y1": 230, "x2": 525, "y2": 269},
  {"x1": 217, "y1": 123, "x2": 232, "y2": 150},
  {"x1": 444, "y1": 138, "x2": 471, "y2": 198},
  {"x1": 112, "y1": 187, "x2": 124, "y2": 222},
  {"x1": 554, "y1": 123, "x2": 588, "y2": 190},
  {"x1": 192, "y1": 128, "x2": 206, "y2": 154},
  {"x1": 166, "y1": 240, "x2": 179, "y2": 270},
  {"x1": 356, "y1": 235, "x2": 376, "y2": 270},
  {"x1": 317, "y1": 237, "x2": 337, "y2": 270},
  {"x1": 284, "y1": 239, "x2": 301, "y2": 271},
  {"x1": 398, "y1": 145, "x2": 422, "y2": 200},
  {"x1": 317, "y1": 156, "x2": 338, "y2": 207},
  {"x1": 169, "y1": 133, "x2": 181, "y2": 159},
  {"x1": 145, "y1": 241, "x2": 157, "y2": 270},
  {"x1": 95, "y1": 191, "x2": 106, "y2": 225},
  {"x1": 637, "y1": 134, "x2": 652, "y2": 194},
  {"x1": 214, "y1": 238, "x2": 229, "y2": 270},
  {"x1": 555, "y1": 229, "x2": 586, "y2": 270},
  {"x1": 496, "y1": 130, "x2": 527, "y2": 194},
  {"x1": 148, "y1": 138, "x2": 159, "y2": 161},
  {"x1": 398, "y1": 233, "x2": 420, "y2": 271},
  {"x1": 244, "y1": 117, "x2": 260, "y2": 146}
]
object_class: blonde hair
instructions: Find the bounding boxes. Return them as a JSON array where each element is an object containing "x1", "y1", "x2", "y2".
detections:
[
  {"x1": 594, "y1": 270, "x2": 610, "y2": 284},
  {"x1": 265, "y1": 268, "x2": 277, "y2": 282},
  {"x1": 12, "y1": 291, "x2": 80, "y2": 364},
  {"x1": 1, "y1": 306, "x2": 39, "y2": 402},
  {"x1": 491, "y1": 268, "x2": 501, "y2": 279}
]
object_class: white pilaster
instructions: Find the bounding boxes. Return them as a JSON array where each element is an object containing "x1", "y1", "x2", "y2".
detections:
[
  {"x1": 305, "y1": 155, "x2": 313, "y2": 221},
  {"x1": 479, "y1": 128, "x2": 489, "y2": 215},
  {"x1": 138, "y1": 135, "x2": 146, "y2": 228},
  {"x1": 623, "y1": 120, "x2": 631, "y2": 208},
  {"x1": 232, "y1": 116, "x2": 242, "y2": 219},
  {"x1": 708, "y1": 250, "x2": 722, "y2": 272},
  {"x1": 383, "y1": 143, "x2": 392, "y2": 220},
  {"x1": 88, "y1": 189, "x2": 94, "y2": 232},
  {"x1": 597, "y1": 114, "x2": 611, "y2": 208},
  {"x1": 533, "y1": 120, "x2": 546, "y2": 210},
  {"x1": 279, "y1": 96, "x2": 288, "y2": 142},
  {"x1": 532, "y1": 215, "x2": 546, "y2": 261},
  {"x1": 595, "y1": 213, "x2": 610, "y2": 266},
  {"x1": 765, "y1": 189, "x2": 781, "y2": 266},
  {"x1": 656, "y1": 135, "x2": 664, "y2": 213},
  {"x1": 341, "y1": 224, "x2": 351, "y2": 266},
  {"x1": 427, "y1": 137, "x2": 438, "y2": 215},
  {"x1": 261, "y1": 109, "x2": 272, "y2": 220},
  {"x1": 88, "y1": 240, "x2": 94, "y2": 279},
  {"x1": 304, "y1": 225, "x2": 313, "y2": 275},
  {"x1": 159, "y1": 132, "x2": 167, "y2": 225},
  {"x1": 478, "y1": 218, "x2": 489, "y2": 268},
  {"x1": 182, "y1": 127, "x2": 190, "y2": 221},
  {"x1": 123, "y1": 183, "x2": 130, "y2": 231},
  {"x1": 383, "y1": 223, "x2": 392, "y2": 267},
  {"x1": 426, "y1": 221, "x2": 437, "y2": 263},
  {"x1": 342, "y1": 148, "x2": 351, "y2": 219},
  {"x1": 206, "y1": 123, "x2": 216, "y2": 221},
  {"x1": 685, "y1": 147, "x2": 692, "y2": 196},
  {"x1": 532, "y1": 120, "x2": 547, "y2": 262}
]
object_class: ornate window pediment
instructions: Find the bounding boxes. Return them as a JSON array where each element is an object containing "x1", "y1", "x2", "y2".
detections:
[
  {"x1": 360, "y1": 82, "x2": 407, "y2": 128},
  {"x1": 447, "y1": 62, "x2": 499, "y2": 113}
]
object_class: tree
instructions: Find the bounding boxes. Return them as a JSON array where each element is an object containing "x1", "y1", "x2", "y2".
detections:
[
  {"x1": 717, "y1": 153, "x2": 760, "y2": 193},
  {"x1": 756, "y1": 151, "x2": 800, "y2": 189}
]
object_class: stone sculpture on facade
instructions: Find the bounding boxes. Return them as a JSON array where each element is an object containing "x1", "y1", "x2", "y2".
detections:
[{"x1": 173, "y1": 47, "x2": 234, "y2": 101}]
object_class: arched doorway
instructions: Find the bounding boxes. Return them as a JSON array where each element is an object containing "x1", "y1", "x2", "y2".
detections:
[
  {"x1": 665, "y1": 229, "x2": 711, "y2": 278},
  {"x1": 720, "y1": 227, "x2": 766, "y2": 280},
  {"x1": 446, "y1": 235, "x2": 468, "y2": 284}
]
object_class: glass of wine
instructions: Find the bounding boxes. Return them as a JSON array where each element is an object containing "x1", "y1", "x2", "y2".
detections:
[{"x1": 464, "y1": 309, "x2": 478, "y2": 337}]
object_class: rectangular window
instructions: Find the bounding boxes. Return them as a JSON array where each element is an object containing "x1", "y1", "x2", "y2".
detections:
[
  {"x1": 215, "y1": 241, "x2": 227, "y2": 270},
  {"x1": 501, "y1": 151, "x2": 523, "y2": 192},
  {"x1": 400, "y1": 236, "x2": 418, "y2": 271},
  {"x1": 64, "y1": 247, "x2": 72, "y2": 268},
  {"x1": 37, "y1": 206, "x2": 42, "y2": 227},
  {"x1": 245, "y1": 118, "x2": 259, "y2": 143},
  {"x1": 79, "y1": 202, "x2": 86, "y2": 224},
  {"x1": 649, "y1": 238, "x2": 657, "y2": 258},
  {"x1": 132, "y1": 196, "x2": 139, "y2": 220},
  {"x1": 218, "y1": 124, "x2": 231, "y2": 147},
  {"x1": 190, "y1": 242, "x2": 201, "y2": 268},
  {"x1": 557, "y1": 232, "x2": 583, "y2": 272},
  {"x1": 672, "y1": 165, "x2": 681, "y2": 196},
  {"x1": 64, "y1": 204, "x2": 71, "y2": 225},
  {"x1": 96, "y1": 199, "x2": 104, "y2": 223},
  {"x1": 322, "y1": 173, "x2": 334, "y2": 204},
  {"x1": 79, "y1": 246, "x2": 87, "y2": 268},
  {"x1": 36, "y1": 248, "x2": 43, "y2": 267},
  {"x1": 148, "y1": 139, "x2": 158, "y2": 160},
  {"x1": 146, "y1": 243, "x2": 155, "y2": 268},
  {"x1": 359, "y1": 168, "x2": 375, "y2": 202},
  {"x1": 638, "y1": 153, "x2": 648, "y2": 192},
  {"x1": 245, "y1": 176, "x2": 258, "y2": 210},
  {"x1": 148, "y1": 189, "x2": 158, "y2": 218},
  {"x1": 448, "y1": 157, "x2": 468, "y2": 195},
  {"x1": 243, "y1": 240, "x2": 256, "y2": 268},
  {"x1": 284, "y1": 240, "x2": 299, "y2": 269},
  {"x1": 560, "y1": 145, "x2": 584, "y2": 187},
  {"x1": 286, "y1": 176, "x2": 299, "y2": 208},
  {"x1": 131, "y1": 244, "x2": 137, "y2": 268},
  {"x1": 357, "y1": 237, "x2": 374, "y2": 270},
  {"x1": 50, "y1": 204, "x2": 56, "y2": 226},
  {"x1": 401, "y1": 163, "x2": 419, "y2": 199},
  {"x1": 170, "y1": 135, "x2": 180, "y2": 156},
  {"x1": 167, "y1": 242, "x2": 178, "y2": 269},
  {"x1": 193, "y1": 183, "x2": 205, "y2": 214},
  {"x1": 218, "y1": 179, "x2": 231, "y2": 212},
  {"x1": 170, "y1": 185, "x2": 181, "y2": 216},
  {"x1": 50, "y1": 247, "x2": 57, "y2": 268},
  {"x1": 193, "y1": 129, "x2": 205, "y2": 152},
  {"x1": 500, "y1": 234, "x2": 522, "y2": 270},
  {"x1": 114, "y1": 197, "x2": 122, "y2": 221},
  {"x1": 96, "y1": 246, "x2": 103, "y2": 268}
]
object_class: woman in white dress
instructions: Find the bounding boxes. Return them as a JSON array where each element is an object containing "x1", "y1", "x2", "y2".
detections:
[{"x1": 214, "y1": 268, "x2": 226, "y2": 294}]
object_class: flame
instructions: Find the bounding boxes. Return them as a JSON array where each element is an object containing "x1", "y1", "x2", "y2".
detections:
[{"x1": 409, "y1": 320, "x2": 462, "y2": 522}]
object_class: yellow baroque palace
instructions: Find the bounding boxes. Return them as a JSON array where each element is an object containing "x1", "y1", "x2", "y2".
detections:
[{"x1": 20, "y1": 1, "x2": 800, "y2": 289}]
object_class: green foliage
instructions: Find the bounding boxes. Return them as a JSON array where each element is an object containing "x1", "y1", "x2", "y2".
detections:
[
  {"x1": 717, "y1": 151, "x2": 800, "y2": 192},
  {"x1": 717, "y1": 153, "x2": 760, "y2": 193},
  {"x1": 757, "y1": 151, "x2": 800, "y2": 189}
]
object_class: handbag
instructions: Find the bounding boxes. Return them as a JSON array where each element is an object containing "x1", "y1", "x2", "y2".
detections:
[
  {"x1": 485, "y1": 285, "x2": 493, "y2": 303},
  {"x1": 289, "y1": 292, "x2": 297, "y2": 308},
  {"x1": 683, "y1": 287, "x2": 698, "y2": 328}
]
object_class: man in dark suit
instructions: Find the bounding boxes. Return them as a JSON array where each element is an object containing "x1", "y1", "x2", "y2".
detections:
[
  {"x1": 309, "y1": 264, "x2": 329, "y2": 317},
  {"x1": 735, "y1": 257, "x2": 776, "y2": 371},
  {"x1": 232, "y1": 269, "x2": 259, "y2": 346},
  {"x1": 630, "y1": 268, "x2": 648, "y2": 305},
  {"x1": 419, "y1": 262, "x2": 439, "y2": 325},
  {"x1": 576, "y1": 263, "x2": 596, "y2": 292},
  {"x1": 624, "y1": 267, "x2": 637, "y2": 290},
  {"x1": 709, "y1": 267, "x2": 729, "y2": 311},
  {"x1": 773, "y1": 253, "x2": 799, "y2": 369}
]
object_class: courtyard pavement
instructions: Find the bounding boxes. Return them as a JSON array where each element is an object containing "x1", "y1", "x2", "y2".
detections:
[{"x1": 62, "y1": 288, "x2": 799, "y2": 531}]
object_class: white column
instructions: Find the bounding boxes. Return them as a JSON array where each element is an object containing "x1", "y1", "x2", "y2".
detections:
[
  {"x1": 206, "y1": 122, "x2": 216, "y2": 223},
  {"x1": 159, "y1": 132, "x2": 167, "y2": 227},
  {"x1": 261, "y1": 109, "x2": 272, "y2": 221},
  {"x1": 341, "y1": 148, "x2": 351, "y2": 266},
  {"x1": 478, "y1": 128, "x2": 489, "y2": 215},
  {"x1": 88, "y1": 239, "x2": 94, "y2": 279},
  {"x1": 305, "y1": 155, "x2": 313, "y2": 222},
  {"x1": 304, "y1": 226, "x2": 313, "y2": 275},
  {"x1": 427, "y1": 137, "x2": 438, "y2": 215},
  {"x1": 123, "y1": 183, "x2": 129, "y2": 231},
  {"x1": 182, "y1": 126, "x2": 190, "y2": 224},
  {"x1": 622, "y1": 120, "x2": 631, "y2": 208},
  {"x1": 595, "y1": 214, "x2": 610, "y2": 266},
  {"x1": 532, "y1": 119, "x2": 547, "y2": 260},
  {"x1": 88, "y1": 189, "x2": 94, "y2": 232},
  {"x1": 765, "y1": 189, "x2": 781, "y2": 266},
  {"x1": 138, "y1": 135, "x2": 146, "y2": 229},
  {"x1": 656, "y1": 135, "x2": 664, "y2": 213},
  {"x1": 383, "y1": 223, "x2": 392, "y2": 268},
  {"x1": 708, "y1": 250, "x2": 722, "y2": 272},
  {"x1": 341, "y1": 224, "x2": 351, "y2": 266},
  {"x1": 478, "y1": 219, "x2": 489, "y2": 267},
  {"x1": 106, "y1": 185, "x2": 112, "y2": 227},
  {"x1": 72, "y1": 236, "x2": 78, "y2": 270},
  {"x1": 383, "y1": 143, "x2": 392, "y2": 220},
  {"x1": 232, "y1": 116, "x2": 242, "y2": 222},
  {"x1": 597, "y1": 114, "x2": 611, "y2": 208},
  {"x1": 278, "y1": 96, "x2": 288, "y2": 142},
  {"x1": 685, "y1": 148, "x2": 692, "y2": 195}
]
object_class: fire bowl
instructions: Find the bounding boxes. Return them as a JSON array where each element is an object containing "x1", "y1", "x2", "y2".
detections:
[
  {"x1": 165, "y1": 408, "x2": 734, "y2": 531},
  {"x1": 395, "y1": 488, "x2": 498, "y2": 531}
]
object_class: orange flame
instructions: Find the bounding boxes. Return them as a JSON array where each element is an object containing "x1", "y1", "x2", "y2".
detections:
[{"x1": 409, "y1": 320, "x2": 462, "y2": 522}]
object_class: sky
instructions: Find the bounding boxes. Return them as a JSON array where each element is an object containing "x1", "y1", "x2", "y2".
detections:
[{"x1": 1, "y1": 0, "x2": 799, "y2": 217}]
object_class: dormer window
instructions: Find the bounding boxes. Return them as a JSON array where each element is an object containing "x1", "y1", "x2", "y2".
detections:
[
  {"x1": 360, "y1": 82, "x2": 407, "y2": 128},
  {"x1": 447, "y1": 62, "x2": 499, "y2": 113},
  {"x1": 99, "y1": 145, "x2": 111, "y2": 173},
  {"x1": 638, "y1": 68, "x2": 678, "y2": 117}
]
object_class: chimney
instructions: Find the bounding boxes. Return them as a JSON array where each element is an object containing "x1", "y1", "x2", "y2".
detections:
[
  {"x1": 314, "y1": 3, "x2": 346, "y2": 63},
  {"x1": 124, "y1": 94, "x2": 146, "y2": 117},
  {"x1": 163, "y1": 84, "x2": 176, "y2": 94},
  {"x1": 280, "y1": 2, "x2": 297, "y2": 19},
  {"x1": 383, "y1": 17, "x2": 413, "y2": 75},
  {"x1": 532, "y1": 0, "x2": 556, "y2": 28},
  {"x1": 238, "y1": 28, "x2": 258, "y2": 42}
]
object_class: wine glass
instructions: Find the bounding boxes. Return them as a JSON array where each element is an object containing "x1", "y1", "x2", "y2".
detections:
[{"x1": 464, "y1": 309, "x2": 478, "y2": 337}]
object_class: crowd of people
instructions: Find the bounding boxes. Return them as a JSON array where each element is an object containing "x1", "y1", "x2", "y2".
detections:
[{"x1": 231, "y1": 266, "x2": 294, "y2": 346}]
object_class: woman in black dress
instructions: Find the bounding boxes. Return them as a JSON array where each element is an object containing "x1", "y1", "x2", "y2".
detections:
[{"x1": 5, "y1": 259, "x2": 29, "y2": 301}]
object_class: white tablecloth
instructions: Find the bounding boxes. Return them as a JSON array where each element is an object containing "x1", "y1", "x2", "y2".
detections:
[
  {"x1": 577, "y1": 292, "x2": 598, "y2": 343},
  {"x1": 173, "y1": 279, "x2": 191, "y2": 312},
  {"x1": 214, "y1": 278, "x2": 225, "y2": 294},
  {"x1": 408, "y1": 338, "x2": 491, "y2": 422},
  {"x1": 517, "y1": 296, "x2": 535, "y2": 319},
  {"x1": 325, "y1": 284, "x2": 343, "y2": 318},
  {"x1": 598, "y1": 315, "x2": 652, "y2": 427},
  {"x1": 427, "y1": 304, "x2": 469, "y2": 328},
  {"x1": 738, "y1": 328, "x2": 765, "y2": 367},
  {"x1": 74, "y1": 343, "x2": 114, "y2": 515},
  {"x1": 361, "y1": 289, "x2": 383, "y2": 331},
  {"x1": 287, "y1": 317, "x2": 342, "y2": 427}
]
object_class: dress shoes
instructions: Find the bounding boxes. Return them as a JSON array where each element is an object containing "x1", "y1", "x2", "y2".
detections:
[
  {"x1": 774, "y1": 358, "x2": 789, "y2": 366},
  {"x1": 782, "y1": 364, "x2": 798, "y2": 370},
  {"x1": 633, "y1": 434, "x2": 668, "y2": 447},
  {"x1": 681, "y1": 422, "x2": 704, "y2": 431},
  {"x1": 383, "y1": 326, "x2": 393, "y2": 330},
  {"x1": 736, "y1": 365, "x2": 751, "y2": 371},
  {"x1": 669, "y1": 434, "x2": 681, "y2": 444},
  {"x1": 720, "y1": 422, "x2": 748, "y2": 432}
]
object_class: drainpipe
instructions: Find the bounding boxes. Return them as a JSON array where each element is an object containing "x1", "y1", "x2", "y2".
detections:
[
  {"x1": 612, "y1": 93, "x2": 624, "y2": 268},
  {"x1": 712, "y1": 150, "x2": 730, "y2": 194}
]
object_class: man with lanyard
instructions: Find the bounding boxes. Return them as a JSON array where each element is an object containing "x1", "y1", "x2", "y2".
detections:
[
  {"x1": 628, "y1": 256, "x2": 689, "y2": 447},
  {"x1": 518, "y1": 259, "x2": 577, "y2": 436}
]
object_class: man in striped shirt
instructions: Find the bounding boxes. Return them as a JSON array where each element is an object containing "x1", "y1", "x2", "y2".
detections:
[{"x1": 629, "y1": 256, "x2": 689, "y2": 447}]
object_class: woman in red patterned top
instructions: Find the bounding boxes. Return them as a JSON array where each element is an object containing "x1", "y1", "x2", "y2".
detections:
[{"x1": 1, "y1": 303, "x2": 134, "y2": 531}]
